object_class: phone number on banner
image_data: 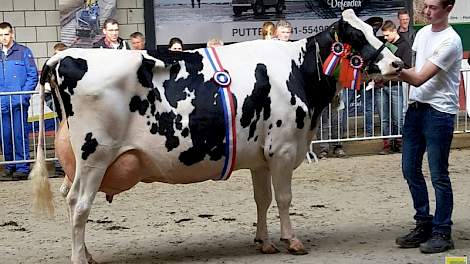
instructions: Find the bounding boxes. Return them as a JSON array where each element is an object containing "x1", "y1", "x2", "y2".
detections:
[{"x1": 291, "y1": 25, "x2": 329, "y2": 36}]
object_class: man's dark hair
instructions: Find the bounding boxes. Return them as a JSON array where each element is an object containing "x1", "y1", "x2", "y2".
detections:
[
  {"x1": 397, "y1": 9, "x2": 409, "y2": 17},
  {"x1": 103, "y1": 18, "x2": 119, "y2": 29},
  {"x1": 168, "y1": 37, "x2": 183, "y2": 49},
  {"x1": 440, "y1": 0, "x2": 455, "y2": 7},
  {"x1": 381, "y1": 20, "x2": 397, "y2": 32},
  {"x1": 130, "y1": 31, "x2": 144, "y2": 39},
  {"x1": 0, "y1": 22, "x2": 13, "y2": 32}
]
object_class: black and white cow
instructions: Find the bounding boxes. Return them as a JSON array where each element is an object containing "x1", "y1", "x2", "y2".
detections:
[{"x1": 31, "y1": 9, "x2": 402, "y2": 264}]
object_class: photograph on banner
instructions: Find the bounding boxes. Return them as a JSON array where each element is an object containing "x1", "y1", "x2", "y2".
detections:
[
  {"x1": 154, "y1": 0, "x2": 408, "y2": 46},
  {"x1": 60, "y1": 0, "x2": 117, "y2": 48}
]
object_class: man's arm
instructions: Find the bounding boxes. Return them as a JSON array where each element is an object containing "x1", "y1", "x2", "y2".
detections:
[
  {"x1": 22, "y1": 48, "x2": 38, "y2": 91},
  {"x1": 399, "y1": 60, "x2": 440, "y2": 87}
]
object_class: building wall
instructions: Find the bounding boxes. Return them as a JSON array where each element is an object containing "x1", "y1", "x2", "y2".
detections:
[{"x1": 0, "y1": 0, "x2": 145, "y2": 68}]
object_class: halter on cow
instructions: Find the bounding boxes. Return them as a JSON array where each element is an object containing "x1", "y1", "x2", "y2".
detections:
[{"x1": 31, "y1": 9, "x2": 402, "y2": 264}]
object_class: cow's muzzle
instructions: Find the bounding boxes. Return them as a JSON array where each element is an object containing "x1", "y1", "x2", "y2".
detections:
[{"x1": 392, "y1": 60, "x2": 404, "y2": 72}]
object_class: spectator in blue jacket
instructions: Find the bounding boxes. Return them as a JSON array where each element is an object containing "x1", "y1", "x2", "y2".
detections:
[{"x1": 0, "y1": 22, "x2": 38, "y2": 181}]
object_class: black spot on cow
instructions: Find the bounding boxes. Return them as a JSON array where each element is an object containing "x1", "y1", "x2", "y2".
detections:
[
  {"x1": 240, "y1": 63, "x2": 272, "y2": 141},
  {"x1": 129, "y1": 95, "x2": 149, "y2": 115},
  {"x1": 268, "y1": 124, "x2": 273, "y2": 130},
  {"x1": 146, "y1": 90, "x2": 159, "y2": 115},
  {"x1": 55, "y1": 56, "x2": 88, "y2": 118},
  {"x1": 58, "y1": 57, "x2": 88, "y2": 96},
  {"x1": 162, "y1": 52, "x2": 205, "y2": 108},
  {"x1": 130, "y1": 97, "x2": 180, "y2": 151},
  {"x1": 283, "y1": 29, "x2": 341, "y2": 130},
  {"x1": 254, "y1": 135, "x2": 258, "y2": 142},
  {"x1": 148, "y1": 111, "x2": 180, "y2": 151},
  {"x1": 131, "y1": 51, "x2": 237, "y2": 166},
  {"x1": 181, "y1": 128, "x2": 189, "y2": 138},
  {"x1": 295, "y1": 106, "x2": 307, "y2": 129},
  {"x1": 81, "y1": 132, "x2": 98, "y2": 160},
  {"x1": 137, "y1": 56, "x2": 157, "y2": 89},
  {"x1": 156, "y1": 112, "x2": 180, "y2": 151},
  {"x1": 290, "y1": 96, "x2": 296, "y2": 106},
  {"x1": 175, "y1": 115, "x2": 183, "y2": 130},
  {"x1": 276, "y1": 120, "x2": 282, "y2": 127},
  {"x1": 160, "y1": 51, "x2": 236, "y2": 165}
]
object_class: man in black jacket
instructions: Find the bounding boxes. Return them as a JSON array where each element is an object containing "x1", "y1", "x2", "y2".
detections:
[
  {"x1": 93, "y1": 18, "x2": 130, "y2": 50},
  {"x1": 377, "y1": 20, "x2": 412, "y2": 154}
]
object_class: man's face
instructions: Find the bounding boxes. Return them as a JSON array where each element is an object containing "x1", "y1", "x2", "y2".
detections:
[
  {"x1": 0, "y1": 27, "x2": 14, "y2": 48},
  {"x1": 382, "y1": 29, "x2": 398, "y2": 43},
  {"x1": 131, "y1": 37, "x2": 145, "y2": 50},
  {"x1": 276, "y1": 26, "x2": 291, "y2": 42},
  {"x1": 103, "y1": 23, "x2": 119, "y2": 43},
  {"x1": 398, "y1": 14, "x2": 410, "y2": 30},
  {"x1": 423, "y1": 0, "x2": 453, "y2": 25}
]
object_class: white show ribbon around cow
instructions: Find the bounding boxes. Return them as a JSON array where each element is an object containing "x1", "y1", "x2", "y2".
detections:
[{"x1": 204, "y1": 47, "x2": 237, "y2": 181}]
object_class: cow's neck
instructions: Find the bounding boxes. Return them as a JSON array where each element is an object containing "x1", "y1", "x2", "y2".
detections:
[{"x1": 299, "y1": 31, "x2": 338, "y2": 128}]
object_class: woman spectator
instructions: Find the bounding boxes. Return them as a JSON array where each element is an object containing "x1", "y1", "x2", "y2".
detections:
[
  {"x1": 168, "y1": 37, "x2": 184, "y2": 51},
  {"x1": 261, "y1": 21, "x2": 275, "y2": 40}
]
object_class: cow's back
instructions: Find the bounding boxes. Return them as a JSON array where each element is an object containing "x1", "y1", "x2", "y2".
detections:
[{"x1": 55, "y1": 42, "x2": 315, "y2": 190}]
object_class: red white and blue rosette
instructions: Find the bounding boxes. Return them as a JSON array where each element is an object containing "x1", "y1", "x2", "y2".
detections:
[
  {"x1": 349, "y1": 54, "x2": 364, "y2": 90},
  {"x1": 322, "y1": 42, "x2": 345, "y2": 76}
]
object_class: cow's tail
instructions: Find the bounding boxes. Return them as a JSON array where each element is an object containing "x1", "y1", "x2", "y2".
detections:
[{"x1": 30, "y1": 63, "x2": 55, "y2": 217}]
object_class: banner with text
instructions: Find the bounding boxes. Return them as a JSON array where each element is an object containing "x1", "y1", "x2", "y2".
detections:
[{"x1": 154, "y1": 0, "x2": 408, "y2": 45}]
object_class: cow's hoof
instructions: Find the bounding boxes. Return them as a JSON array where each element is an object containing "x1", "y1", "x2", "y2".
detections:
[
  {"x1": 255, "y1": 239, "x2": 280, "y2": 254},
  {"x1": 281, "y1": 237, "x2": 308, "y2": 255},
  {"x1": 86, "y1": 254, "x2": 98, "y2": 264},
  {"x1": 87, "y1": 258, "x2": 98, "y2": 264}
]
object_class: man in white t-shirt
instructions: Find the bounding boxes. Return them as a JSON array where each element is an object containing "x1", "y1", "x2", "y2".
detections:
[{"x1": 395, "y1": 0, "x2": 462, "y2": 254}]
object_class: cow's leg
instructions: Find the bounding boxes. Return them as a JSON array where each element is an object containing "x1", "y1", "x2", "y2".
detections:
[
  {"x1": 270, "y1": 158, "x2": 307, "y2": 255},
  {"x1": 60, "y1": 176, "x2": 72, "y2": 198},
  {"x1": 60, "y1": 176, "x2": 73, "y2": 224},
  {"x1": 61, "y1": 175, "x2": 97, "y2": 264},
  {"x1": 85, "y1": 245, "x2": 98, "y2": 264},
  {"x1": 251, "y1": 168, "x2": 279, "y2": 254},
  {"x1": 67, "y1": 166, "x2": 106, "y2": 264}
]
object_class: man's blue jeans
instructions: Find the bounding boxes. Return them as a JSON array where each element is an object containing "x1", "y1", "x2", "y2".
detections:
[
  {"x1": 342, "y1": 88, "x2": 378, "y2": 137},
  {"x1": 402, "y1": 102, "x2": 455, "y2": 235},
  {"x1": 1, "y1": 106, "x2": 30, "y2": 173},
  {"x1": 376, "y1": 85, "x2": 404, "y2": 136}
]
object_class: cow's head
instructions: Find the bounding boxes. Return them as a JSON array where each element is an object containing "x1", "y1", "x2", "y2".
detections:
[{"x1": 333, "y1": 9, "x2": 403, "y2": 79}]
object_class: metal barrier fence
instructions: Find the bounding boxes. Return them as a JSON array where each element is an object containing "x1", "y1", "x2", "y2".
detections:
[
  {"x1": 309, "y1": 68, "x2": 470, "y2": 162},
  {"x1": 0, "y1": 90, "x2": 59, "y2": 167},
  {"x1": 1, "y1": 70, "x2": 469, "y2": 167}
]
